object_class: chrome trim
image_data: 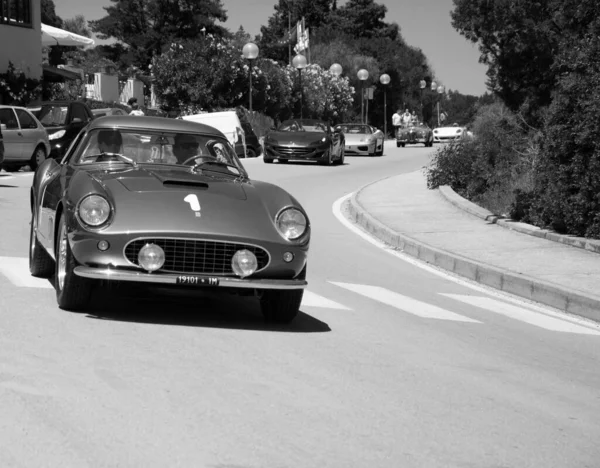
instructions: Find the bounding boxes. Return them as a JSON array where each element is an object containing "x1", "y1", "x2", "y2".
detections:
[
  {"x1": 73, "y1": 266, "x2": 307, "y2": 290},
  {"x1": 122, "y1": 236, "x2": 272, "y2": 275}
]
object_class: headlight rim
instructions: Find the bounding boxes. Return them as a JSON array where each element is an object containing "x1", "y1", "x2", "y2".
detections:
[
  {"x1": 76, "y1": 193, "x2": 114, "y2": 230},
  {"x1": 275, "y1": 206, "x2": 309, "y2": 242}
]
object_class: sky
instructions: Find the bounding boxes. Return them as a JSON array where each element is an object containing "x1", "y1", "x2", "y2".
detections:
[{"x1": 53, "y1": 0, "x2": 489, "y2": 96}]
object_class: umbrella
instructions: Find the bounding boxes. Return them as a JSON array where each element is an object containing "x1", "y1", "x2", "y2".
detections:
[{"x1": 41, "y1": 23, "x2": 95, "y2": 47}]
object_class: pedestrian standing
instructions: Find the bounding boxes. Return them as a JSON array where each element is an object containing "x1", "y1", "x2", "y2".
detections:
[
  {"x1": 401, "y1": 109, "x2": 412, "y2": 128},
  {"x1": 128, "y1": 97, "x2": 145, "y2": 116},
  {"x1": 391, "y1": 108, "x2": 402, "y2": 138}
]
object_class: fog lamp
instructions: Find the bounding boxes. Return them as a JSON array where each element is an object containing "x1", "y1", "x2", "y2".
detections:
[
  {"x1": 97, "y1": 240, "x2": 110, "y2": 251},
  {"x1": 283, "y1": 252, "x2": 294, "y2": 263},
  {"x1": 138, "y1": 244, "x2": 165, "y2": 272},
  {"x1": 231, "y1": 249, "x2": 258, "y2": 277}
]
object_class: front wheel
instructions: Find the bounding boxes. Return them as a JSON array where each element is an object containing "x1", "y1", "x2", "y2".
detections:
[
  {"x1": 55, "y1": 215, "x2": 93, "y2": 310},
  {"x1": 246, "y1": 147, "x2": 257, "y2": 158},
  {"x1": 263, "y1": 158, "x2": 274, "y2": 164},
  {"x1": 334, "y1": 147, "x2": 345, "y2": 166},
  {"x1": 260, "y1": 289, "x2": 304, "y2": 324},
  {"x1": 29, "y1": 210, "x2": 54, "y2": 278}
]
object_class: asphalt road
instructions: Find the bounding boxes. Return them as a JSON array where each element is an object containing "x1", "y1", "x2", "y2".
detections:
[{"x1": 0, "y1": 144, "x2": 599, "y2": 468}]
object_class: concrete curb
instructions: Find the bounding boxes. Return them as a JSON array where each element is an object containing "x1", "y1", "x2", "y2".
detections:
[
  {"x1": 347, "y1": 188, "x2": 600, "y2": 323},
  {"x1": 438, "y1": 185, "x2": 600, "y2": 254}
]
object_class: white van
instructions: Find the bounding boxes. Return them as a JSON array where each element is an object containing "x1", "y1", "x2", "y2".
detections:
[{"x1": 181, "y1": 111, "x2": 247, "y2": 158}]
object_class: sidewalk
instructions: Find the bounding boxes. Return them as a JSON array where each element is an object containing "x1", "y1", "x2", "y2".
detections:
[{"x1": 347, "y1": 169, "x2": 600, "y2": 323}]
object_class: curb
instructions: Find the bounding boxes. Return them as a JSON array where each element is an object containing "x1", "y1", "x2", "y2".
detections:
[
  {"x1": 438, "y1": 185, "x2": 600, "y2": 255},
  {"x1": 347, "y1": 187, "x2": 600, "y2": 323}
]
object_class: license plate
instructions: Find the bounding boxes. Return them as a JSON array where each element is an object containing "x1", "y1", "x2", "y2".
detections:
[{"x1": 176, "y1": 275, "x2": 220, "y2": 286}]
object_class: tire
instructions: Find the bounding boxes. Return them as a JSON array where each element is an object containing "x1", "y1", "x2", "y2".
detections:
[
  {"x1": 29, "y1": 209, "x2": 54, "y2": 278},
  {"x1": 246, "y1": 147, "x2": 257, "y2": 158},
  {"x1": 30, "y1": 145, "x2": 47, "y2": 171},
  {"x1": 396, "y1": 142, "x2": 401, "y2": 148},
  {"x1": 334, "y1": 147, "x2": 345, "y2": 166},
  {"x1": 264, "y1": 158, "x2": 274, "y2": 164},
  {"x1": 320, "y1": 149, "x2": 333, "y2": 166},
  {"x1": 55, "y1": 215, "x2": 93, "y2": 311},
  {"x1": 401, "y1": 143, "x2": 406, "y2": 148},
  {"x1": 260, "y1": 289, "x2": 304, "y2": 324}
]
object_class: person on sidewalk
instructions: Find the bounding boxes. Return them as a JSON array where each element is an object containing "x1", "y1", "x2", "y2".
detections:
[
  {"x1": 128, "y1": 97, "x2": 145, "y2": 116},
  {"x1": 401, "y1": 109, "x2": 412, "y2": 128},
  {"x1": 392, "y1": 108, "x2": 402, "y2": 138}
]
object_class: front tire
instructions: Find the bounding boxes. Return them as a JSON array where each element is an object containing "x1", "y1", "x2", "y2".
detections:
[
  {"x1": 246, "y1": 147, "x2": 257, "y2": 158},
  {"x1": 334, "y1": 147, "x2": 345, "y2": 166},
  {"x1": 29, "y1": 210, "x2": 54, "y2": 278},
  {"x1": 260, "y1": 289, "x2": 304, "y2": 324},
  {"x1": 264, "y1": 157, "x2": 274, "y2": 164},
  {"x1": 55, "y1": 215, "x2": 93, "y2": 310}
]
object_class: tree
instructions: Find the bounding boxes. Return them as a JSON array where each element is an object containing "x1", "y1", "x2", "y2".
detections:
[
  {"x1": 89, "y1": 0, "x2": 229, "y2": 69},
  {"x1": 328, "y1": 0, "x2": 399, "y2": 41},
  {"x1": 41, "y1": 0, "x2": 62, "y2": 27},
  {"x1": 62, "y1": 15, "x2": 92, "y2": 38}
]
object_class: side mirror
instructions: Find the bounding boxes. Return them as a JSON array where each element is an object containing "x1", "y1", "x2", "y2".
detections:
[{"x1": 0, "y1": 123, "x2": 6, "y2": 131}]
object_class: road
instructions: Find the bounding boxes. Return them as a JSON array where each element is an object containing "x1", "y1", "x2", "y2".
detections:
[{"x1": 0, "y1": 144, "x2": 599, "y2": 468}]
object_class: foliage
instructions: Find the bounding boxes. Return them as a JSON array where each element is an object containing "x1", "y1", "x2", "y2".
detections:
[
  {"x1": 89, "y1": 0, "x2": 229, "y2": 69},
  {"x1": 41, "y1": 0, "x2": 62, "y2": 27},
  {"x1": 0, "y1": 62, "x2": 42, "y2": 106},
  {"x1": 62, "y1": 15, "x2": 93, "y2": 38}
]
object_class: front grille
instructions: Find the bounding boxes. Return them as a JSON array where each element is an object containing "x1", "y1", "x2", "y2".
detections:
[
  {"x1": 272, "y1": 145, "x2": 315, "y2": 156},
  {"x1": 125, "y1": 238, "x2": 270, "y2": 275}
]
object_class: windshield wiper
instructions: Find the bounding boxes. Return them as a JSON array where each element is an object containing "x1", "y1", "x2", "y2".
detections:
[
  {"x1": 82, "y1": 152, "x2": 137, "y2": 166},
  {"x1": 190, "y1": 160, "x2": 241, "y2": 176}
]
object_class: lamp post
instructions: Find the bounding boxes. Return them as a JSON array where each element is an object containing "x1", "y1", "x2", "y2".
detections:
[
  {"x1": 357, "y1": 69, "x2": 369, "y2": 124},
  {"x1": 436, "y1": 85, "x2": 445, "y2": 127},
  {"x1": 419, "y1": 79, "x2": 426, "y2": 122},
  {"x1": 379, "y1": 73, "x2": 390, "y2": 137},
  {"x1": 329, "y1": 63, "x2": 342, "y2": 77},
  {"x1": 242, "y1": 42, "x2": 259, "y2": 113},
  {"x1": 293, "y1": 54, "x2": 308, "y2": 118}
]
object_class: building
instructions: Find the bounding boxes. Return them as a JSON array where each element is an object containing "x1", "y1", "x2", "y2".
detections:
[{"x1": 0, "y1": 0, "x2": 42, "y2": 79}]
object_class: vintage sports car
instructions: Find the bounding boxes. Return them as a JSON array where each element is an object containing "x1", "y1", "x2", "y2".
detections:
[
  {"x1": 396, "y1": 122, "x2": 434, "y2": 147},
  {"x1": 29, "y1": 116, "x2": 310, "y2": 323},
  {"x1": 263, "y1": 119, "x2": 345, "y2": 165},
  {"x1": 335, "y1": 123, "x2": 384, "y2": 156},
  {"x1": 432, "y1": 125, "x2": 471, "y2": 143}
]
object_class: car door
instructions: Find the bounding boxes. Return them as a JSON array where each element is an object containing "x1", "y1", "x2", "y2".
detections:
[
  {"x1": 0, "y1": 107, "x2": 23, "y2": 160},
  {"x1": 330, "y1": 124, "x2": 342, "y2": 156},
  {"x1": 15, "y1": 108, "x2": 41, "y2": 160}
]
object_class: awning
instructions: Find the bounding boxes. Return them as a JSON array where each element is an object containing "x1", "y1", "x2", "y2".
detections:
[
  {"x1": 41, "y1": 23, "x2": 95, "y2": 47},
  {"x1": 42, "y1": 65, "x2": 82, "y2": 82}
]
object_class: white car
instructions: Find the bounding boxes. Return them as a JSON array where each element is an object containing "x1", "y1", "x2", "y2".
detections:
[
  {"x1": 180, "y1": 111, "x2": 247, "y2": 158},
  {"x1": 336, "y1": 123, "x2": 384, "y2": 156},
  {"x1": 0, "y1": 105, "x2": 51, "y2": 171},
  {"x1": 432, "y1": 125, "x2": 472, "y2": 143}
]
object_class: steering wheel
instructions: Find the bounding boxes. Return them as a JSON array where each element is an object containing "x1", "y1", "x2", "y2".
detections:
[{"x1": 180, "y1": 155, "x2": 218, "y2": 166}]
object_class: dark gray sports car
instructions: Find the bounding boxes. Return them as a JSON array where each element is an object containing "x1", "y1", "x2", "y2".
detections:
[
  {"x1": 263, "y1": 119, "x2": 345, "y2": 165},
  {"x1": 29, "y1": 116, "x2": 310, "y2": 323}
]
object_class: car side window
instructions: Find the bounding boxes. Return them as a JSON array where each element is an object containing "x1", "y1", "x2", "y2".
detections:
[
  {"x1": 15, "y1": 109, "x2": 38, "y2": 129},
  {"x1": 71, "y1": 104, "x2": 89, "y2": 123},
  {"x1": 0, "y1": 108, "x2": 19, "y2": 129},
  {"x1": 62, "y1": 130, "x2": 87, "y2": 164}
]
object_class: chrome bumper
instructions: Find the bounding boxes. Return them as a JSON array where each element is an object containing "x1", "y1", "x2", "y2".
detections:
[{"x1": 74, "y1": 266, "x2": 307, "y2": 290}]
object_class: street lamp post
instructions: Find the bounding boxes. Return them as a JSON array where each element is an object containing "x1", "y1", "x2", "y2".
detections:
[
  {"x1": 379, "y1": 73, "x2": 390, "y2": 137},
  {"x1": 329, "y1": 63, "x2": 342, "y2": 77},
  {"x1": 436, "y1": 85, "x2": 445, "y2": 127},
  {"x1": 242, "y1": 42, "x2": 259, "y2": 113},
  {"x1": 357, "y1": 69, "x2": 369, "y2": 124},
  {"x1": 293, "y1": 54, "x2": 308, "y2": 118},
  {"x1": 419, "y1": 79, "x2": 426, "y2": 122}
]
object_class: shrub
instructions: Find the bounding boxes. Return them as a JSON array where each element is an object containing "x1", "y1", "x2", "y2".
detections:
[{"x1": 0, "y1": 62, "x2": 42, "y2": 106}]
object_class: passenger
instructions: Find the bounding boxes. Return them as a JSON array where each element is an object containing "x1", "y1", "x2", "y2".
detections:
[{"x1": 97, "y1": 130, "x2": 123, "y2": 154}]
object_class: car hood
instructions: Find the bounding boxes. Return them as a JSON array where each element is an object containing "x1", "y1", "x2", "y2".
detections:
[
  {"x1": 344, "y1": 133, "x2": 374, "y2": 144},
  {"x1": 434, "y1": 127, "x2": 464, "y2": 136},
  {"x1": 78, "y1": 166, "x2": 285, "y2": 240},
  {"x1": 265, "y1": 131, "x2": 328, "y2": 146}
]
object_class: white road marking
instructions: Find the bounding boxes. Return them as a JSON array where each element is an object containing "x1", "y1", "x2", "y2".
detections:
[
  {"x1": 332, "y1": 191, "x2": 600, "y2": 331},
  {"x1": 442, "y1": 294, "x2": 600, "y2": 335},
  {"x1": 301, "y1": 290, "x2": 351, "y2": 310},
  {"x1": 330, "y1": 281, "x2": 480, "y2": 323},
  {"x1": 0, "y1": 257, "x2": 54, "y2": 289}
]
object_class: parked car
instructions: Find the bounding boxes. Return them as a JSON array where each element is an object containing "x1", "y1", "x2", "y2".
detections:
[
  {"x1": 240, "y1": 119, "x2": 261, "y2": 158},
  {"x1": 396, "y1": 122, "x2": 434, "y2": 147},
  {"x1": 91, "y1": 108, "x2": 128, "y2": 118},
  {"x1": 180, "y1": 111, "x2": 248, "y2": 158},
  {"x1": 335, "y1": 123, "x2": 384, "y2": 156},
  {"x1": 29, "y1": 100, "x2": 95, "y2": 160},
  {"x1": 263, "y1": 119, "x2": 345, "y2": 165},
  {"x1": 29, "y1": 115, "x2": 310, "y2": 323},
  {"x1": 0, "y1": 105, "x2": 51, "y2": 171}
]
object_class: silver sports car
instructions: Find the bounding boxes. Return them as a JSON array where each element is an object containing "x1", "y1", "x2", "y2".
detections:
[{"x1": 336, "y1": 123, "x2": 384, "y2": 156}]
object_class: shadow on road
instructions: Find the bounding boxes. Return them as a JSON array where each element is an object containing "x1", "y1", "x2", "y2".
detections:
[{"x1": 82, "y1": 285, "x2": 331, "y2": 334}]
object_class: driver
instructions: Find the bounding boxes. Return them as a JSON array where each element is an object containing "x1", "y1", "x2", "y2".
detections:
[
  {"x1": 97, "y1": 130, "x2": 123, "y2": 154},
  {"x1": 172, "y1": 133, "x2": 202, "y2": 164}
]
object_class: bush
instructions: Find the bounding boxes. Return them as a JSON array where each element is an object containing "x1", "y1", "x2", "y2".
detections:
[{"x1": 0, "y1": 62, "x2": 42, "y2": 105}]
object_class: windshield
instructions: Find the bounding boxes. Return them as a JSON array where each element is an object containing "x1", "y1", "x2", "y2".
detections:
[
  {"x1": 73, "y1": 129, "x2": 243, "y2": 175},
  {"x1": 277, "y1": 120, "x2": 328, "y2": 133},
  {"x1": 37, "y1": 105, "x2": 69, "y2": 127},
  {"x1": 339, "y1": 124, "x2": 372, "y2": 134}
]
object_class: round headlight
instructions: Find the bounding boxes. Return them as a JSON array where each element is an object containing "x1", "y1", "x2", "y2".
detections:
[
  {"x1": 276, "y1": 208, "x2": 307, "y2": 240},
  {"x1": 232, "y1": 249, "x2": 258, "y2": 277},
  {"x1": 138, "y1": 244, "x2": 165, "y2": 272},
  {"x1": 78, "y1": 195, "x2": 111, "y2": 227}
]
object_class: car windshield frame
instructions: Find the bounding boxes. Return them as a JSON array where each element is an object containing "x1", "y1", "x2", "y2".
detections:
[
  {"x1": 340, "y1": 124, "x2": 372, "y2": 135},
  {"x1": 277, "y1": 119, "x2": 329, "y2": 133},
  {"x1": 37, "y1": 104, "x2": 69, "y2": 127},
  {"x1": 70, "y1": 128, "x2": 247, "y2": 178}
]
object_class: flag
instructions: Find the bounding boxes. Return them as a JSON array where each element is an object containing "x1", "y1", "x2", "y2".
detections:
[{"x1": 294, "y1": 19, "x2": 309, "y2": 53}]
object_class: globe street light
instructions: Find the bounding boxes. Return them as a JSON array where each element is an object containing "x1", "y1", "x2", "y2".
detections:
[
  {"x1": 293, "y1": 54, "x2": 308, "y2": 118},
  {"x1": 357, "y1": 69, "x2": 369, "y2": 124},
  {"x1": 330, "y1": 63, "x2": 342, "y2": 76},
  {"x1": 242, "y1": 42, "x2": 259, "y2": 112},
  {"x1": 436, "y1": 85, "x2": 445, "y2": 127},
  {"x1": 379, "y1": 73, "x2": 391, "y2": 138}
]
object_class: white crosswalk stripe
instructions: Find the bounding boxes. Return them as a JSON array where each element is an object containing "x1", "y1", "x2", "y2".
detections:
[
  {"x1": 441, "y1": 293, "x2": 600, "y2": 336},
  {"x1": 0, "y1": 257, "x2": 53, "y2": 289},
  {"x1": 330, "y1": 281, "x2": 481, "y2": 323},
  {"x1": 301, "y1": 290, "x2": 351, "y2": 310}
]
